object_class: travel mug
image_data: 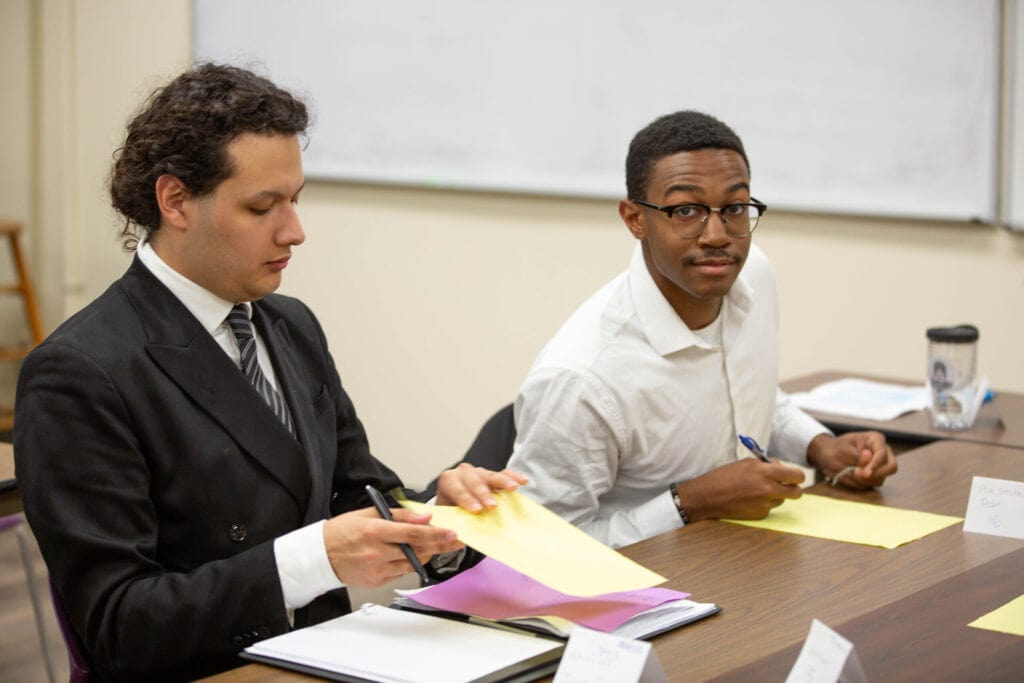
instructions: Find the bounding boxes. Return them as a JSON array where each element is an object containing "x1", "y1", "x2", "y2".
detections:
[{"x1": 926, "y1": 324, "x2": 979, "y2": 430}]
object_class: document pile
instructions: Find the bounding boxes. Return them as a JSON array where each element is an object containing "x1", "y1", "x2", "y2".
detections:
[
  {"x1": 395, "y1": 555, "x2": 719, "y2": 639},
  {"x1": 788, "y1": 378, "x2": 929, "y2": 421},
  {"x1": 395, "y1": 490, "x2": 718, "y2": 638}
]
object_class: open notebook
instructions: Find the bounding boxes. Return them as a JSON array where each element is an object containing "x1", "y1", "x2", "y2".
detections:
[{"x1": 242, "y1": 603, "x2": 564, "y2": 683}]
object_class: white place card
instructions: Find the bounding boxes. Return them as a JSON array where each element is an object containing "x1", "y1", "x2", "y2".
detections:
[
  {"x1": 963, "y1": 476, "x2": 1024, "y2": 540},
  {"x1": 786, "y1": 619, "x2": 866, "y2": 683},
  {"x1": 553, "y1": 626, "x2": 667, "y2": 683}
]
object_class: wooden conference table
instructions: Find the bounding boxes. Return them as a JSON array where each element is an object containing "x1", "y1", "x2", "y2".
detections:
[
  {"x1": 207, "y1": 439, "x2": 1024, "y2": 682},
  {"x1": 781, "y1": 369, "x2": 1024, "y2": 450}
]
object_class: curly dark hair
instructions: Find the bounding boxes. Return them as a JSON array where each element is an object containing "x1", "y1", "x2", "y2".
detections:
[
  {"x1": 110, "y1": 63, "x2": 309, "y2": 249},
  {"x1": 625, "y1": 111, "x2": 750, "y2": 201}
]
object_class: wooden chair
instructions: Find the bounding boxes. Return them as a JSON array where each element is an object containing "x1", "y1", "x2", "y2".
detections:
[{"x1": 0, "y1": 219, "x2": 44, "y2": 433}]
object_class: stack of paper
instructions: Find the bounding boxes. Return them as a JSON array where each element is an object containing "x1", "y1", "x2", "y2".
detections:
[
  {"x1": 395, "y1": 490, "x2": 718, "y2": 638},
  {"x1": 400, "y1": 489, "x2": 665, "y2": 595},
  {"x1": 788, "y1": 378, "x2": 929, "y2": 421},
  {"x1": 394, "y1": 557, "x2": 719, "y2": 639}
]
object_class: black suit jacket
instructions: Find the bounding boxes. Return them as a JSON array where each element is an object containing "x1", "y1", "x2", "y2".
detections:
[{"x1": 14, "y1": 258, "x2": 403, "y2": 681}]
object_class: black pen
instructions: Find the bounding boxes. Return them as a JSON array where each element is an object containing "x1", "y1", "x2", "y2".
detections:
[{"x1": 364, "y1": 484, "x2": 432, "y2": 587}]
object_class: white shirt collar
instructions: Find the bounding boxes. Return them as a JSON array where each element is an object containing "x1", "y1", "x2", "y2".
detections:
[
  {"x1": 627, "y1": 243, "x2": 753, "y2": 357},
  {"x1": 136, "y1": 237, "x2": 251, "y2": 333},
  {"x1": 628, "y1": 244, "x2": 700, "y2": 356}
]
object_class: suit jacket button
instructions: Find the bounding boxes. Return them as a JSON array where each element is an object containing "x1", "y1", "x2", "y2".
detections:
[{"x1": 229, "y1": 523, "x2": 247, "y2": 542}]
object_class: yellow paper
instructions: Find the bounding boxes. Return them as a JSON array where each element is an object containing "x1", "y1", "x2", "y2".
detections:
[
  {"x1": 401, "y1": 490, "x2": 665, "y2": 596},
  {"x1": 968, "y1": 594, "x2": 1024, "y2": 637},
  {"x1": 722, "y1": 493, "x2": 962, "y2": 549}
]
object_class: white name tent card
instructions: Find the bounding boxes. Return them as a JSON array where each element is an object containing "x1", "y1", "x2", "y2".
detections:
[
  {"x1": 786, "y1": 619, "x2": 867, "y2": 683},
  {"x1": 963, "y1": 476, "x2": 1024, "y2": 540},
  {"x1": 553, "y1": 627, "x2": 667, "y2": 683}
]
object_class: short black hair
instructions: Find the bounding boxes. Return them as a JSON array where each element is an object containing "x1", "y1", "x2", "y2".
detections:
[
  {"x1": 625, "y1": 110, "x2": 750, "y2": 200},
  {"x1": 109, "y1": 63, "x2": 309, "y2": 249}
]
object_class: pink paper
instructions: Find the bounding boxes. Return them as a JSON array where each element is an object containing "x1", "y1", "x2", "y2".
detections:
[{"x1": 411, "y1": 557, "x2": 688, "y2": 632}]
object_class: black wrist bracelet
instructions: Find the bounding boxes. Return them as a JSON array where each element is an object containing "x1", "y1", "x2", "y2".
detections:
[{"x1": 670, "y1": 483, "x2": 689, "y2": 525}]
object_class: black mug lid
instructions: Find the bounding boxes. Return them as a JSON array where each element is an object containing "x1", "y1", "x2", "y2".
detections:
[{"x1": 926, "y1": 324, "x2": 979, "y2": 343}]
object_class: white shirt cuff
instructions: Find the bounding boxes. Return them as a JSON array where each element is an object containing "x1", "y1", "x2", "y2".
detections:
[
  {"x1": 607, "y1": 492, "x2": 682, "y2": 548},
  {"x1": 274, "y1": 520, "x2": 345, "y2": 617}
]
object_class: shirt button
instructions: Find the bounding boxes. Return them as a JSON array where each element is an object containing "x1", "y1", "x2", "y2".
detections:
[{"x1": 229, "y1": 524, "x2": 247, "y2": 542}]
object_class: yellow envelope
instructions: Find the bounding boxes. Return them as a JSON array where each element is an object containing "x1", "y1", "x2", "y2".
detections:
[
  {"x1": 401, "y1": 490, "x2": 665, "y2": 596},
  {"x1": 723, "y1": 493, "x2": 962, "y2": 549},
  {"x1": 968, "y1": 594, "x2": 1024, "y2": 637}
]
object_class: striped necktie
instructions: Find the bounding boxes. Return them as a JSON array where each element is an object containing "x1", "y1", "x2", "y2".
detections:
[{"x1": 226, "y1": 304, "x2": 296, "y2": 437}]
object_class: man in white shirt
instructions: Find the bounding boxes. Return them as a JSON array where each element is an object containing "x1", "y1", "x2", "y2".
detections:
[
  {"x1": 14, "y1": 64, "x2": 522, "y2": 681},
  {"x1": 507, "y1": 111, "x2": 896, "y2": 548}
]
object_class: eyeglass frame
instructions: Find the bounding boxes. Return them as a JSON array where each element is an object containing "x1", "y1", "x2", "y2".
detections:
[{"x1": 631, "y1": 197, "x2": 768, "y2": 238}]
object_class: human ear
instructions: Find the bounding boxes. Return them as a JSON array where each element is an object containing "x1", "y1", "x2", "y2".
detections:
[
  {"x1": 155, "y1": 175, "x2": 192, "y2": 230},
  {"x1": 619, "y1": 199, "x2": 646, "y2": 240}
]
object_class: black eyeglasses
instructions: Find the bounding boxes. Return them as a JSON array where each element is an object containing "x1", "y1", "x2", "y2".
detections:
[{"x1": 632, "y1": 198, "x2": 767, "y2": 238}]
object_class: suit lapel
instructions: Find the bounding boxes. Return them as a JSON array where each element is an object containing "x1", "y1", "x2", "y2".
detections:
[
  {"x1": 122, "y1": 259, "x2": 312, "y2": 512},
  {"x1": 255, "y1": 310, "x2": 328, "y2": 524}
]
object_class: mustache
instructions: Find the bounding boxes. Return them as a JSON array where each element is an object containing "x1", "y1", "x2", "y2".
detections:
[{"x1": 685, "y1": 249, "x2": 742, "y2": 265}]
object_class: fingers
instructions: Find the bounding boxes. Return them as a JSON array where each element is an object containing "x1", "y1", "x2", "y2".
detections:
[
  {"x1": 501, "y1": 467, "x2": 530, "y2": 487},
  {"x1": 852, "y1": 445, "x2": 897, "y2": 488},
  {"x1": 435, "y1": 463, "x2": 527, "y2": 511},
  {"x1": 323, "y1": 511, "x2": 463, "y2": 587},
  {"x1": 765, "y1": 461, "x2": 807, "y2": 487},
  {"x1": 387, "y1": 507, "x2": 433, "y2": 525},
  {"x1": 774, "y1": 479, "x2": 804, "y2": 500},
  {"x1": 373, "y1": 517, "x2": 460, "y2": 554},
  {"x1": 747, "y1": 460, "x2": 804, "y2": 504},
  {"x1": 839, "y1": 431, "x2": 895, "y2": 488},
  {"x1": 807, "y1": 433, "x2": 857, "y2": 472}
]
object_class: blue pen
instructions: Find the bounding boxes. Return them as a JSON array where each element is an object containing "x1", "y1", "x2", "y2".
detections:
[{"x1": 738, "y1": 434, "x2": 771, "y2": 463}]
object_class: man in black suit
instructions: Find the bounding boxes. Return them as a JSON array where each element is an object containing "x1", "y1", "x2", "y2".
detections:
[{"x1": 14, "y1": 63, "x2": 523, "y2": 682}]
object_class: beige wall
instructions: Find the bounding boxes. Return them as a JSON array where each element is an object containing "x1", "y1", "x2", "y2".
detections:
[
  {"x1": 0, "y1": 0, "x2": 34, "y2": 404},
  {"x1": 3, "y1": 0, "x2": 1023, "y2": 486}
]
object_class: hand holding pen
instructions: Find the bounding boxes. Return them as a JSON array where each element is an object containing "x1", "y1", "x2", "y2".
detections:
[
  {"x1": 738, "y1": 433, "x2": 806, "y2": 493},
  {"x1": 673, "y1": 450, "x2": 805, "y2": 522},
  {"x1": 319, "y1": 491, "x2": 460, "y2": 589},
  {"x1": 365, "y1": 485, "x2": 434, "y2": 587}
]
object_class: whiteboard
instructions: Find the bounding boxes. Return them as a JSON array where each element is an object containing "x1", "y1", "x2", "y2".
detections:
[{"x1": 194, "y1": 0, "x2": 999, "y2": 222}]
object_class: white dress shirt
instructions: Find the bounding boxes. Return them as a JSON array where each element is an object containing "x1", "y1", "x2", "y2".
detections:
[
  {"x1": 137, "y1": 241, "x2": 341, "y2": 618},
  {"x1": 507, "y1": 243, "x2": 828, "y2": 548}
]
